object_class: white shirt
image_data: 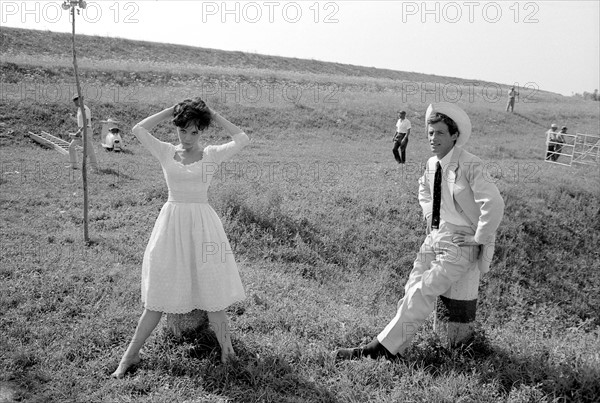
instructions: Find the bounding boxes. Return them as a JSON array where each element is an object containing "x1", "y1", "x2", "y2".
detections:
[
  {"x1": 431, "y1": 147, "x2": 472, "y2": 227},
  {"x1": 77, "y1": 105, "x2": 92, "y2": 129},
  {"x1": 396, "y1": 118, "x2": 411, "y2": 133},
  {"x1": 546, "y1": 129, "x2": 563, "y2": 142}
]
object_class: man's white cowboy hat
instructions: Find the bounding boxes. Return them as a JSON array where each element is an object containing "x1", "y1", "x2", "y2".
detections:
[{"x1": 425, "y1": 102, "x2": 472, "y2": 147}]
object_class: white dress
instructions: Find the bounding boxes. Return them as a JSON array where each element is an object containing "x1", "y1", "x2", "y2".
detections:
[{"x1": 132, "y1": 126, "x2": 249, "y2": 313}]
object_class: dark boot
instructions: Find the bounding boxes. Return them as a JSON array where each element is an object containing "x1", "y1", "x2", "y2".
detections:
[{"x1": 335, "y1": 338, "x2": 399, "y2": 361}]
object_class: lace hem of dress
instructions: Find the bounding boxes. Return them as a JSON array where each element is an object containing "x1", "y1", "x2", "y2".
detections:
[{"x1": 143, "y1": 297, "x2": 246, "y2": 314}]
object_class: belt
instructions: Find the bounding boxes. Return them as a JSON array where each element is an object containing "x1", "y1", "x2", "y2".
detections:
[
  {"x1": 432, "y1": 221, "x2": 475, "y2": 235},
  {"x1": 167, "y1": 191, "x2": 208, "y2": 203}
]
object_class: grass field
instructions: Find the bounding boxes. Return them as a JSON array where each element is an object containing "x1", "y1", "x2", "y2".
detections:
[{"x1": 1, "y1": 27, "x2": 600, "y2": 402}]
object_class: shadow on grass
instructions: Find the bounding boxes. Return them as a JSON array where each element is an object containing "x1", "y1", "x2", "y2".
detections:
[
  {"x1": 163, "y1": 329, "x2": 339, "y2": 403},
  {"x1": 100, "y1": 148, "x2": 134, "y2": 156},
  {"x1": 405, "y1": 330, "x2": 600, "y2": 402},
  {"x1": 95, "y1": 166, "x2": 135, "y2": 181},
  {"x1": 2, "y1": 350, "x2": 51, "y2": 403}
]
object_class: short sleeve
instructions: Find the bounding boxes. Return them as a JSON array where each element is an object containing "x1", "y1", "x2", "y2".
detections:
[
  {"x1": 132, "y1": 124, "x2": 172, "y2": 160},
  {"x1": 204, "y1": 133, "x2": 250, "y2": 165},
  {"x1": 77, "y1": 106, "x2": 91, "y2": 128}
]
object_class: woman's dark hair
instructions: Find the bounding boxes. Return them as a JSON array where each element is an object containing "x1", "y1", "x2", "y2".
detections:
[
  {"x1": 172, "y1": 98, "x2": 212, "y2": 129},
  {"x1": 427, "y1": 112, "x2": 460, "y2": 137}
]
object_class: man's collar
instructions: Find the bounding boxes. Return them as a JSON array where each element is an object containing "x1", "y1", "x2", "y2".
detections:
[{"x1": 436, "y1": 147, "x2": 455, "y2": 165}]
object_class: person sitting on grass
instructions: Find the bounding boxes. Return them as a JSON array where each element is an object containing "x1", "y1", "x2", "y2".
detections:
[
  {"x1": 336, "y1": 102, "x2": 504, "y2": 361},
  {"x1": 111, "y1": 98, "x2": 251, "y2": 378}
]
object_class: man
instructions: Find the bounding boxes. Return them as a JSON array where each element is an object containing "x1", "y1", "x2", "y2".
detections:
[
  {"x1": 101, "y1": 118, "x2": 124, "y2": 151},
  {"x1": 552, "y1": 126, "x2": 568, "y2": 161},
  {"x1": 337, "y1": 102, "x2": 504, "y2": 361},
  {"x1": 545, "y1": 123, "x2": 561, "y2": 161},
  {"x1": 506, "y1": 86, "x2": 518, "y2": 113},
  {"x1": 393, "y1": 110, "x2": 411, "y2": 164},
  {"x1": 69, "y1": 95, "x2": 98, "y2": 169}
]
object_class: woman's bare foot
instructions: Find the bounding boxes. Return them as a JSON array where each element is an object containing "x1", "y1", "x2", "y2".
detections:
[{"x1": 111, "y1": 354, "x2": 141, "y2": 379}]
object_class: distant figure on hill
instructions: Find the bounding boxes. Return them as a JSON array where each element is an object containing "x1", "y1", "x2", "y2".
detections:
[
  {"x1": 553, "y1": 126, "x2": 567, "y2": 162},
  {"x1": 506, "y1": 86, "x2": 518, "y2": 113},
  {"x1": 545, "y1": 123, "x2": 564, "y2": 161},
  {"x1": 336, "y1": 102, "x2": 504, "y2": 362},
  {"x1": 68, "y1": 95, "x2": 98, "y2": 170},
  {"x1": 111, "y1": 98, "x2": 251, "y2": 379},
  {"x1": 393, "y1": 110, "x2": 411, "y2": 164}
]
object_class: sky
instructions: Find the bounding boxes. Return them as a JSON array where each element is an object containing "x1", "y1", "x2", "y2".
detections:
[{"x1": 2, "y1": 0, "x2": 599, "y2": 96}]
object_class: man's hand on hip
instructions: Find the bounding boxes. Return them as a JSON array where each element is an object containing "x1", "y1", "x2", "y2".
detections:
[{"x1": 452, "y1": 231, "x2": 479, "y2": 246}]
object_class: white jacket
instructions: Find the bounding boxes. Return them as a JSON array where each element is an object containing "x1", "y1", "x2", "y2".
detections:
[{"x1": 418, "y1": 147, "x2": 505, "y2": 273}]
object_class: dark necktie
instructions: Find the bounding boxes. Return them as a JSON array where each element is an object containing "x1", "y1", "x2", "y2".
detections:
[{"x1": 431, "y1": 162, "x2": 442, "y2": 229}]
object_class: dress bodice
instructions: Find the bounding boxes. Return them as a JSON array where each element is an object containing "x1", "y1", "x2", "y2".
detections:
[{"x1": 132, "y1": 126, "x2": 250, "y2": 203}]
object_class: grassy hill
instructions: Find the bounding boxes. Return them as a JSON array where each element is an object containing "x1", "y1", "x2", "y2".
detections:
[
  {"x1": 2, "y1": 26, "x2": 516, "y2": 85},
  {"x1": 1, "y1": 27, "x2": 599, "y2": 402}
]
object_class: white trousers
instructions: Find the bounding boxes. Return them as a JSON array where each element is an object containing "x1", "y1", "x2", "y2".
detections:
[
  {"x1": 377, "y1": 222, "x2": 479, "y2": 355},
  {"x1": 69, "y1": 131, "x2": 98, "y2": 167}
]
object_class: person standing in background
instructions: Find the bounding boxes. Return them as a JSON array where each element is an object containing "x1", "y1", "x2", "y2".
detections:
[
  {"x1": 506, "y1": 86, "x2": 518, "y2": 113},
  {"x1": 545, "y1": 123, "x2": 562, "y2": 161},
  {"x1": 393, "y1": 110, "x2": 411, "y2": 164},
  {"x1": 68, "y1": 95, "x2": 98, "y2": 169}
]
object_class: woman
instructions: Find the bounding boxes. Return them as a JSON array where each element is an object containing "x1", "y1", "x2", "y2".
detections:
[{"x1": 112, "y1": 98, "x2": 250, "y2": 378}]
